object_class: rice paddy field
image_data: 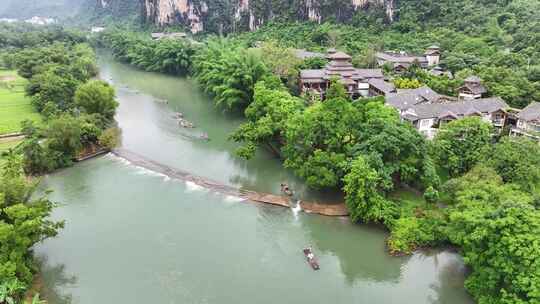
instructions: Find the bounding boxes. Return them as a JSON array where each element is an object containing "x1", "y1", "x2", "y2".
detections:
[{"x1": 0, "y1": 69, "x2": 41, "y2": 135}]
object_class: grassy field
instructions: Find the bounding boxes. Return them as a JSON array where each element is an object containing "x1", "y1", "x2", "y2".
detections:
[
  {"x1": 0, "y1": 137, "x2": 22, "y2": 166},
  {"x1": 0, "y1": 70, "x2": 41, "y2": 135}
]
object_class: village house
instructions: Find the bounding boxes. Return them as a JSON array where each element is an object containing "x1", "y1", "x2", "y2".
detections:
[
  {"x1": 299, "y1": 50, "x2": 394, "y2": 99},
  {"x1": 293, "y1": 49, "x2": 324, "y2": 60},
  {"x1": 430, "y1": 66, "x2": 453, "y2": 78},
  {"x1": 510, "y1": 102, "x2": 540, "y2": 141},
  {"x1": 387, "y1": 95, "x2": 508, "y2": 139},
  {"x1": 458, "y1": 76, "x2": 488, "y2": 100},
  {"x1": 151, "y1": 32, "x2": 187, "y2": 40},
  {"x1": 385, "y1": 86, "x2": 445, "y2": 115},
  {"x1": 91, "y1": 26, "x2": 106, "y2": 33},
  {"x1": 376, "y1": 46, "x2": 441, "y2": 73},
  {"x1": 25, "y1": 16, "x2": 56, "y2": 26}
]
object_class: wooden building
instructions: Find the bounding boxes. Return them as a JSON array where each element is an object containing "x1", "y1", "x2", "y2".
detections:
[{"x1": 299, "y1": 49, "x2": 394, "y2": 99}]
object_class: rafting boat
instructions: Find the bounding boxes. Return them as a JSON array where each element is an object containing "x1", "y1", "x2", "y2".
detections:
[{"x1": 303, "y1": 248, "x2": 320, "y2": 270}]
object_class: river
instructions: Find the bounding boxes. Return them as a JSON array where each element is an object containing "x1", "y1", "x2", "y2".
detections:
[{"x1": 34, "y1": 54, "x2": 474, "y2": 304}]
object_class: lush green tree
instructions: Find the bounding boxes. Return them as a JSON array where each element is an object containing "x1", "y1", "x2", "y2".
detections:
[
  {"x1": 482, "y1": 137, "x2": 540, "y2": 193},
  {"x1": 74, "y1": 80, "x2": 118, "y2": 121},
  {"x1": 27, "y1": 67, "x2": 82, "y2": 112},
  {"x1": 444, "y1": 166, "x2": 540, "y2": 304},
  {"x1": 99, "y1": 127, "x2": 122, "y2": 150},
  {"x1": 282, "y1": 88, "x2": 361, "y2": 188},
  {"x1": 193, "y1": 40, "x2": 270, "y2": 110},
  {"x1": 0, "y1": 155, "x2": 63, "y2": 301},
  {"x1": 353, "y1": 101, "x2": 439, "y2": 191},
  {"x1": 393, "y1": 77, "x2": 422, "y2": 89},
  {"x1": 44, "y1": 115, "x2": 82, "y2": 163},
  {"x1": 230, "y1": 78, "x2": 304, "y2": 159},
  {"x1": 259, "y1": 41, "x2": 301, "y2": 79},
  {"x1": 432, "y1": 117, "x2": 492, "y2": 176},
  {"x1": 343, "y1": 155, "x2": 398, "y2": 225}
]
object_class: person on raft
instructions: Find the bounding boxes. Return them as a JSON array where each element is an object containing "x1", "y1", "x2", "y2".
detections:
[
  {"x1": 280, "y1": 183, "x2": 293, "y2": 196},
  {"x1": 307, "y1": 247, "x2": 314, "y2": 260}
]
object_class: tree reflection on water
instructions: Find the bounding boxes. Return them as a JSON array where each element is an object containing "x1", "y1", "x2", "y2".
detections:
[{"x1": 34, "y1": 255, "x2": 77, "y2": 304}]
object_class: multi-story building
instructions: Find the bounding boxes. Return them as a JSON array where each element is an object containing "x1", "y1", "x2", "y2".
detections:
[
  {"x1": 386, "y1": 90, "x2": 508, "y2": 139},
  {"x1": 376, "y1": 46, "x2": 441, "y2": 73},
  {"x1": 299, "y1": 50, "x2": 395, "y2": 99},
  {"x1": 458, "y1": 76, "x2": 488, "y2": 100}
]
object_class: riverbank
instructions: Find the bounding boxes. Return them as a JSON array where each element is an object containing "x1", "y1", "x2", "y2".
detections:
[{"x1": 111, "y1": 148, "x2": 348, "y2": 216}]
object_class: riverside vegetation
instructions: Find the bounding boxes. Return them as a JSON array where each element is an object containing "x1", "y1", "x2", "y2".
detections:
[
  {"x1": 0, "y1": 24, "x2": 120, "y2": 303},
  {"x1": 1, "y1": 0, "x2": 540, "y2": 301},
  {"x1": 96, "y1": 16, "x2": 540, "y2": 302}
]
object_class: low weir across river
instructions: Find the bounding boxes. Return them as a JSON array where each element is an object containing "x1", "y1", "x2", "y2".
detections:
[{"x1": 111, "y1": 149, "x2": 349, "y2": 216}]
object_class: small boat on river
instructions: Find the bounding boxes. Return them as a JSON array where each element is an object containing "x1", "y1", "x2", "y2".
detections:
[
  {"x1": 172, "y1": 112, "x2": 183, "y2": 119},
  {"x1": 303, "y1": 247, "x2": 320, "y2": 270}
]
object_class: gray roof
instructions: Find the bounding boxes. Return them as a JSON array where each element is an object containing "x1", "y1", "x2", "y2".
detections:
[
  {"x1": 518, "y1": 102, "x2": 540, "y2": 122},
  {"x1": 327, "y1": 51, "x2": 352, "y2": 60},
  {"x1": 376, "y1": 52, "x2": 428, "y2": 64},
  {"x1": 460, "y1": 82, "x2": 487, "y2": 95},
  {"x1": 368, "y1": 78, "x2": 396, "y2": 94},
  {"x1": 300, "y1": 69, "x2": 325, "y2": 79},
  {"x1": 404, "y1": 97, "x2": 508, "y2": 120},
  {"x1": 356, "y1": 69, "x2": 384, "y2": 79},
  {"x1": 294, "y1": 49, "x2": 324, "y2": 60},
  {"x1": 151, "y1": 32, "x2": 187, "y2": 39},
  {"x1": 386, "y1": 86, "x2": 441, "y2": 110},
  {"x1": 300, "y1": 68, "x2": 383, "y2": 83}
]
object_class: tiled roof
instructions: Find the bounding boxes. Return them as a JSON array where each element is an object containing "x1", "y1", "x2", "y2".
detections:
[
  {"x1": 376, "y1": 52, "x2": 428, "y2": 64},
  {"x1": 300, "y1": 69, "x2": 325, "y2": 78},
  {"x1": 404, "y1": 97, "x2": 509, "y2": 120},
  {"x1": 327, "y1": 51, "x2": 352, "y2": 60},
  {"x1": 356, "y1": 69, "x2": 384, "y2": 79},
  {"x1": 386, "y1": 86, "x2": 441, "y2": 110},
  {"x1": 294, "y1": 49, "x2": 324, "y2": 60},
  {"x1": 368, "y1": 78, "x2": 396, "y2": 94},
  {"x1": 460, "y1": 83, "x2": 487, "y2": 95},
  {"x1": 518, "y1": 102, "x2": 540, "y2": 122}
]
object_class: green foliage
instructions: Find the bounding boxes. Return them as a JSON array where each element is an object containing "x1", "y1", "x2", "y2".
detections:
[
  {"x1": 230, "y1": 77, "x2": 304, "y2": 159},
  {"x1": 423, "y1": 186, "x2": 439, "y2": 203},
  {"x1": 296, "y1": 56, "x2": 328, "y2": 70},
  {"x1": 343, "y1": 156, "x2": 397, "y2": 225},
  {"x1": 97, "y1": 30, "x2": 198, "y2": 75},
  {"x1": 74, "y1": 80, "x2": 118, "y2": 121},
  {"x1": 444, "y1": 166, "x2": 540, "y2": 304},
  {"x1": 393, "y1": 78, "x2": 422, "y2": 89},
  {"x1": 325, "y1": 79, "x2": 349, "y2": 100},
  {"x1": 282, "y1": 95, "x2": 360, "y2": 188},
  {"x1": 432, "y1": 117, "x2": 492, "y2": 177},
  {"x1": 258, "y1": 41, "x2": 301, "y2": 79},
  {"x1": 193, "y1": 39, "x2": 270, "y2": 110},
  {"x1": 98, "y1": 127, "x2": 121, "y2": 150},
  {"x1": 0, "y1": 156, "x2": 63, "y2": 301},
  {"x1": 482, "y1": 137, "x2": 540, "y2": 194}
]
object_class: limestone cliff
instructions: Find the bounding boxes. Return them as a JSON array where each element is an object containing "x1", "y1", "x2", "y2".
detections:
[{"x1": 141, "y1": 0, "x2": 396, "y2": 33}]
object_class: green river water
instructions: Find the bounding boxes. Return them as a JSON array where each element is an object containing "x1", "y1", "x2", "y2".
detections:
[{"x1": 34, "y1": 55, "x2": 474, "y2": 304}]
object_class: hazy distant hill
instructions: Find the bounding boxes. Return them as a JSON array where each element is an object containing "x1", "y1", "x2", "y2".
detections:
[{"x1": 0, "y1": 0, "x2": 86, "y2": 19}]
